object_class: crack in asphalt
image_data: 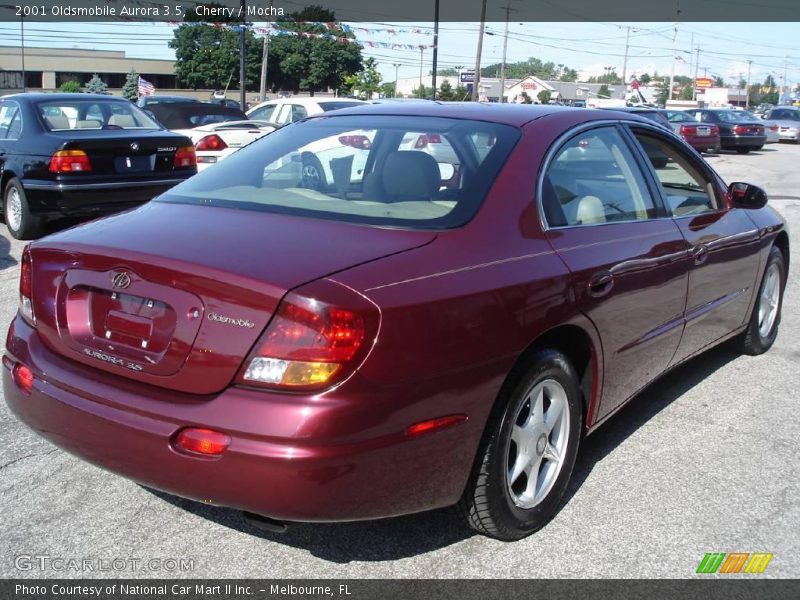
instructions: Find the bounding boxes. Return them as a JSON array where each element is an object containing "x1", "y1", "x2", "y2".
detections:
[{"x1": 0, "y1": 449, "x2": 60, "y2": 471}]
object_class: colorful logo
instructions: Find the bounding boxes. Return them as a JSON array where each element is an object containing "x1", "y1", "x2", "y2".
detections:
[{"x1": 697, "y1": 552, "x2": 773, "y2": 574}]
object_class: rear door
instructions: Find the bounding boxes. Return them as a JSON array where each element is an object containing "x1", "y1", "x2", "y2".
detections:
[
  {"x1": 626, "y1": 126, "x2": 761, "y2": 364},
  {"x1": 541, "y1": 124, "x2": 690, "y2": 423}
]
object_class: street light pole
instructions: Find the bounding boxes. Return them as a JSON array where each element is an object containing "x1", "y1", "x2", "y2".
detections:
[
  {"x1": 20, "y1": 14, "x2": 26, "y2": 92},
  {"x1": 431, "y1": 0, "x2": 439, "y2": 100},
  {"x1": 239, "y1": 0, "x2": 246, "y2": 108},
  {"x1": 499, "y1": 1, "x2": 514, "y2": 103},
  {"x1": 393, "y1": 63, "x2": 400, "y2": 98},
  {"x1": 259, "y1": 0, "x2": 273, "y2": 102},
  {"x1": 745, "y1": 59, "x2": 752, "y2": 109},
  {"x1": 419, "y1": 46, "x2": 425, "y2": 97},
  {"x1": 621, "y1": 26, "x2": 631, "y2": 86},
  {"x1": 692, "y1": 47, "x2": 700, "y2": 101}
]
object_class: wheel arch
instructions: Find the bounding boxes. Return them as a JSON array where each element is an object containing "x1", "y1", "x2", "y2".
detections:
[
  {"x1": 774, "y1": 230, "x2": 790, "y2": 276},
  {"x1": 0, "y1": 167, "x2": 18, "y2": 208}
]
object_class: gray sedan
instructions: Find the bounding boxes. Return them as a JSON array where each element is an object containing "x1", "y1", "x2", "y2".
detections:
[{"x1": 764, "y1": 106, "x2": 800, "y2": 142}]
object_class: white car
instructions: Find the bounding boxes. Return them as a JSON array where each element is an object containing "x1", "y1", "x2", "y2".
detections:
[
  {"x1": 147, "y1": 103, "x2": 277, "y2": 170},
  {"x1": 246, "y1": 97, "x2": 367, "y2": 125}
]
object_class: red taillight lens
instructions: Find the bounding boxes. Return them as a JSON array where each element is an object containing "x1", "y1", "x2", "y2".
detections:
[
  {"x1": 174, "y1": 428, "x2": 230, "y2": 457},
  {"x1": 406, "y1": 415, "x2": 468, "y2": 438},
  {"x1": 239, "y1": 282, "x2": 379, "y2": 391},
  {"x1": 195, "y1": 135, "x2": 228, "y2": 152},
  {"x1": 19, "y1": 248, "x2": 34, "y2": 325},
  {"x1": 12, "y1": 363, "x2": 34, "y2": 395},
  {"x1": 49, "y1": 150, "x2": 91, "y2": 173},
  {"x1": 338, "y1": 135, "x2": 372, "y2": 149},
  {"x1": 174, "y1": 146, "x2": 197, "y2": 168},
  {"x1": 711, "y1": 126, "x2": 719, "y2": 135},
  {"x1": 680, "y1": 124, "x2": 697, "y2": 135},
  {"x1": 415, "y1": 133, "x2": 441, "y2": 149},
  {"x1": 770, "y1": 124, "x2": 779, "y2": 132}
]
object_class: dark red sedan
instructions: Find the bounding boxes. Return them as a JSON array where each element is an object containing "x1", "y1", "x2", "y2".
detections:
[{"x1": 4, "y1": 104, "x2": 789, "y2": 541}]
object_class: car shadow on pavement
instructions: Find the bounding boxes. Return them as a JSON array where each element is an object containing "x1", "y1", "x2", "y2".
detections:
[
  {"x1": 563, "y1": 343, "x2": 740, "y2": 504},
  {"x1": 147, "y1": 343, "x2": 740, "y2": 562},
  {"x1": 0, "y1": 233, "x2": 16, "y2": 270}
]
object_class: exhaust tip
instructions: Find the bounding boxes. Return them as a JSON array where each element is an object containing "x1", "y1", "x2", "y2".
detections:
[{"x1": 242, "y1": 511, "x2": 290, "y2": 534}]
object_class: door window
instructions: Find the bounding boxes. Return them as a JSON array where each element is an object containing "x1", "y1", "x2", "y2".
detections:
[
  {"x1": 249, "y1": 103, "x2": 277, "y2": 121},
  {"x1": 289, "y1": 104, "x2": 308, "y2": 122},
  {"x1": 542, "y1": 126, "x2": 657, "y2": 227},
  {"x1": 0, "y1": 102, "x2": 22, "y2": 139},
  {"x1": 631, "y1": 131, "x2": 719, "y2": 217}
]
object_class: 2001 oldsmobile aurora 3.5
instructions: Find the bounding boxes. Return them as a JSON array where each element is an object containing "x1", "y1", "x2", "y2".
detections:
[{"x1": 4, "y1": 103, "x2": 789, "y2": 540}]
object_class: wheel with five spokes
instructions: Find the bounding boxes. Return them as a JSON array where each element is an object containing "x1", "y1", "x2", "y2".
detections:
[
  {"x1": 740, "y1": 245, "x2": 786, "y2": 355},
  {"x1": 459, "y1": 349, "x2": 582, "y2": 540}
]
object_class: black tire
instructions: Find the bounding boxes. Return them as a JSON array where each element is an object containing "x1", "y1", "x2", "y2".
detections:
[
  {"x1": 3, "y1": 177, "x2": 42, "y2": 240},
  {"x1": 754, "y1": 144, "x2": 765, "y2": 151},
  {"x1": 300, "y1": 155, "x2": 326, "y2": 191},
  {"x1": 458, "y1": 349, "x2": 582, "y2": 541},
  {"x1": 735, "y1": 147, "x2": 751, "y2": 154},
  {"x1": 740, "y1": 245, "x2": 786, "y2": 355}
]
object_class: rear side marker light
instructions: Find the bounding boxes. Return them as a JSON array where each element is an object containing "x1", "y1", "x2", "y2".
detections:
[
  {"x1": 49, "y1": 150, "x2": 92, "y2": 173},
  {"x1": 174, "y1": 428, "x2": 230, "y2": 457},
  {"x1": 20, "y1": 248, "x2": 35, "y2": 326},
  {"x1": 406, "y1": 415, "x2": 468, "y2": 438},
  {"x1": 12, "y1": 363, "x2": 34, "y2": 395}
]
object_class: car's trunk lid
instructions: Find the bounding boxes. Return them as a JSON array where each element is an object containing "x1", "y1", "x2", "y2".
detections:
[{"x1": 29, "y1": 201, "x2": 435, "y2": 394}]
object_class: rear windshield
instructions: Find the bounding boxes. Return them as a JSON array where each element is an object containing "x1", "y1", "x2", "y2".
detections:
[
  {"x1": 159, "y1": 115, "x2": 520, "y2": 229},
  {"x1": 715, "y1": 111, "x2": 760, "y2": 123},
  {"x1": 667, "y1": 111, "x2": 695, "y2": 123},
  {"x1": 38, "y1": 100, "x2": 160, "y2": 131},
  {"x1": 318, "y1": 101, "x2": 365, "y2": 112},
  {"x1": 638, "y1": 111, "x2": 670, "y2": 126}
]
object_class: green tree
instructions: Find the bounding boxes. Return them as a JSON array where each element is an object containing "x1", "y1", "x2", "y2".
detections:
[
  {"x1": 380, "y1": 82, "x2": 396, "y2": 98},
  {"x1": 85, "y1": 74, "x2": 108, "y2": 94},
  {"x1": 59, "y1": 80, "x2": 81, "y2": 93},
  {"x1": 713, "y1": 75, "x2": 725, "y2": 87},
  {"x1": 598, "y1": 84, "x2": 610, "y2": 98},
  {"x1": 412, "y1": 84, "x2": 433, "y2": 99},
  {"x1": 537, "y1": 90, "x2": 552, "y2": 104},
  {"x1": 762, "y1": 91, "x2": 779, "y2": 105},
  {"x1": 640, "y1": 73, "x2": 652, "y2": 85},
  {"x1": 121, "y1": 69, "x2": 138, "y2": 101},
  {"x1": 655, "y1": 81, "x2": 670, "y2": 107},
  {"x1": 678, "y1": 86, "x2": 694, "y2": 100},
  {"x1": 267, "y1": 7, "x2": 362, "y2": 95},
  {"x1": 344, "y1": 57, "x2": 382, "y2": 99},
  {"x1": 519, "y1": 91, "x2": 533, "y2": 104},
  {"x1": 559, "y1": 68, "x2": 578, "y2": 82},
  {"x1": 437, "y1": 80, "x2": 456, "y2": 101}
]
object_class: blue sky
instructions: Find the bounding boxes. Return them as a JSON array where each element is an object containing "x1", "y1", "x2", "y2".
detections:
[{"x1": 0, "y1": 21, "x2": 798, "y2": 87}]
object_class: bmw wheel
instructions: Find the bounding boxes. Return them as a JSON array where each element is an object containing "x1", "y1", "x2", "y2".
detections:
[
  {"x1": 3, "y1": 178, "x2": 42, "y2": 240},
  {"x1": 459, "y1": 349, "x2": 582, "y2": 540}
]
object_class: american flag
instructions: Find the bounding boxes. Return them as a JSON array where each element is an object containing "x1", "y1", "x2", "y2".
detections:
[{"x1": 137, "y1": 76, "x2": 155, "y2": 97}]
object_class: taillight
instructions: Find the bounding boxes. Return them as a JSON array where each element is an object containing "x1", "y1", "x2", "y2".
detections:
[
  {"x1": 12, "y1": 363, "x2": 34, "y2": 396},
  {"x1": 710, "y1": 126, "x2": 719, "y2": 135},
  {"x1": 195, "y1": 135, "x2": 228, "y2": 152},
  {"x1": 238, "y1": 281, "x2": 379, "y2": 391},
  {"x1": 770, "y1": 124, "x2": 779, "y2": 132},
  {"x1": 680, "y1": 124, "x2": 697, "y2": 135},
  {"x1": 415, "y1": 134, "x2": 442, "y2": 149},
  {"x1": 174, "y1": 428, "x2": 230, "y2": 457},
  {"x1": 338, "y1": 135, "x2": 371, "y2": 149},
  {"x1": 174, "y1": 146, "x2": 197, "y2": 168},
  {"x1": 49, "y1": 150, "x2": 91, "y2": 173},
  {"x1": 20, "y1": 247, "x2": 34, "y2": 326}
]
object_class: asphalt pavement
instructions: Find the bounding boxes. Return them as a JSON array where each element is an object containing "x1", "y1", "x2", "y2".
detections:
[{"x1": 1, "y1": 144, "x2": 799, "y2": 578}]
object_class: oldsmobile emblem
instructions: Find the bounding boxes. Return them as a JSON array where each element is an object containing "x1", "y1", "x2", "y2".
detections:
[
  {"x1": 207, "y1": 312, "x2": 256, "y2": 328},
  {"x1": 130, "y1": 142, "x2": 140, "y2": 152},
  {"x1": 111, "y1": 272, "x2": 132, "y2": 289}
]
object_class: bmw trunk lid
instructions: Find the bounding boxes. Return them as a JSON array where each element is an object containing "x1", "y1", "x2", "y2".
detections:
[{"x1": 26, "y1": 201, "x2": 435, "y2": 394}]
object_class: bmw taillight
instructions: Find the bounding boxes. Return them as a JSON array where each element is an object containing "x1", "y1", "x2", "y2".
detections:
[
  {"x1": 49, "y1": 150, "x2": 92, "y2": 173},
  {"x1": 174, "y1": 146, "x2": 197, "y2": 168},
  {"x1": 415, "y1": 134, "x2": 441, "y2": 149},
  {"x1": 339, "y1": 135, "x2": 372, "y2": 149},
  {"x1": 238, "y1": 281, "x2": 379, "y2": 391},
  {"x1": 195, "y1": 134, "x2": 228, "y2": 152},
  {"x1": 20, "y1": 247, "x2": 35, "y2": 326}
]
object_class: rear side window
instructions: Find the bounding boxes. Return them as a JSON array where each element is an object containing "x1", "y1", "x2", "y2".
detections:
[
  {"x1": 160, "y1": 115, "x2": 520, "y2": 230},
  {"x1": 37, "y1": 100, "x2": 160, "y2": 130},
  {"x1": 0, "y1": 102, "x2": 22, "y2": 139},
  {"x1": 542, "y1": 126, "x2": 657, "y2": 227}
]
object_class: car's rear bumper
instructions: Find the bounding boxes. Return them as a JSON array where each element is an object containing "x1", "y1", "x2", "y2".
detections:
[
  {"x1": 683, "y1": 135, "x2": 721, "y2": 152},
  {"x1": 3, "y1": 316, "x2": 476, "y2": 522},
  {"x1": 719, "y1": 135, "x2": 767, "y2": 148},
  {"x1": 21, "y1": 176, "x2": 193, "y2": 217},
  {"x1": 778, "y1": 130, "x2": 799, "y2": 141}
]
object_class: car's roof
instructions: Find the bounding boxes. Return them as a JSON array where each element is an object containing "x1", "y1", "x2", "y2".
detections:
[
  {"x1": 310, "y1": 102, "x2": 597, "y2": 127},
  {"x1": 252, "y1": 97, "x2": 367, "y2": 107},
  {"x1": 2, "y1": 92, "x2": 129, "y2": 102}
]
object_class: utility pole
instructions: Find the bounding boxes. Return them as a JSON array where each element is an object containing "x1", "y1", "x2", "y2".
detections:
[
  {"x1": 499, "y1": 1, "x2": 515, "y2": 103},
  {"x1": 432, "y1": 0, "x2": 439, "y2": 100},
  {"x1": 692, "y1": 47, "x2": 700, "y2": 101},
  {"x1": 393, "y1": 63, "x2": 401, "y2": 98},
  {"x1": 783, "y1": 59, "x2": 789, "y2": 103},
  {"x1": 419, "y1": 46, "x2": 425, "y2": 97},
  {"x1": 259, "y1": 0, "x2": 273, "y2": 102},
  {"x1": 668, "y1": 22, "x2": 678, "y2": 102},
  {"x1": 20, "y1": 14, "x2": 26, "y2": 92},
  {"x1": 239, "y1": 0, "x2": 246, "y2": 108},
  {"x1": 471, "y1": 0, "x2": 488, "y2": 102},
  {"x1": 745, "y1": 59, "x2": 752, "y2": 109},
  {"x1": 621, "y1": 25, "x2": 631, "y2": 87}
]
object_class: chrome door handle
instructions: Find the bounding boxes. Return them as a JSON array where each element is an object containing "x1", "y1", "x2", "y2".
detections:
[
  {"x1": 692, "y1": 245, "x2": 709, "y2": 265},
  {"x1": 587, "y1": 271, "x2": 614, "y2": 298}
]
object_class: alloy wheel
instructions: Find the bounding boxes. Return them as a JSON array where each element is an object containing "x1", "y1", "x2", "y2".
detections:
[{"x1": 758, "y1": 263, "x2": 781, "y2": 338}]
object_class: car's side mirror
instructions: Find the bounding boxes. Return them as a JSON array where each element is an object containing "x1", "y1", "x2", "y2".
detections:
[{"x1": 729, "y1": 182, "x2": 768, "y2": 209}]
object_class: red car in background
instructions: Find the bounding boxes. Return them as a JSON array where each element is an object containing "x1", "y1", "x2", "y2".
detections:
[
  {"x1": 4, "y1": 104, "x2": 789, "y2": 541},
  {"x1": 665, "y1": 110, "x2": 721, "y2": 153}
]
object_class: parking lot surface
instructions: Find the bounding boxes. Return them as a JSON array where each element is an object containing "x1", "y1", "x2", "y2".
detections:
[{"x1": 1, "y1": 145, "x2": 799, "y2": 579}]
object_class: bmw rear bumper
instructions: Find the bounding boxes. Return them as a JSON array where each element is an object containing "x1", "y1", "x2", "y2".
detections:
[{"x1": 3, "y1": 316, "x2": 475, "y2": 522}]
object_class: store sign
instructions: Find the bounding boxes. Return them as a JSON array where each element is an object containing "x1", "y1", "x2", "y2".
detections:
[
  {"x1": 460, "y1": 71, "x2": 475, "y2": 83},
  {"x1": 695, "y1": 77, "x2": 714, "y2": 89},
  {"x1": 521, "y1": 81, "x2": 539, "y2": 90}
]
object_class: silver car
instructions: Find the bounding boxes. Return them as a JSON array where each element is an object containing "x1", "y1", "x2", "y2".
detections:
[
  {"x1": 743, "y1": 111, "x2": 780, "y2": 143},
  {"x1": 764, "y1": 106, "x2": 800, "y2": 142}
]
